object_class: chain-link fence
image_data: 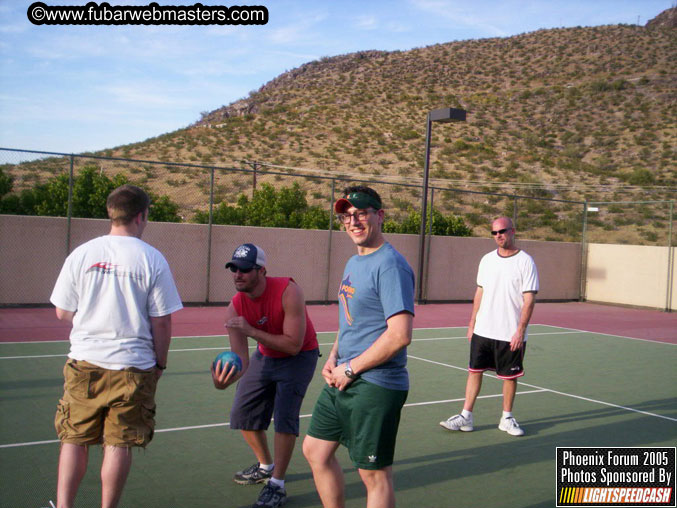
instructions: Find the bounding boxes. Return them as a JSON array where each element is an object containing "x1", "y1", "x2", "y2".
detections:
[
  {"x1": 1, "y1": 147, "x2": 674, "y2": 307},
  {"x1": 0, "y1": 147, "x2": 595, "y2": 237}
]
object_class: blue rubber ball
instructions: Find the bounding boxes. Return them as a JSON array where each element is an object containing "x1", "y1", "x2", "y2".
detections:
[{"x1": 213, "y1": 351, "x2": 242, "y2": 373}]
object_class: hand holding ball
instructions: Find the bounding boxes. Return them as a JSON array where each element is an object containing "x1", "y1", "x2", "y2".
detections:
[{"x1": 213, "y1": 351, "x2": 242, "y2": 375}]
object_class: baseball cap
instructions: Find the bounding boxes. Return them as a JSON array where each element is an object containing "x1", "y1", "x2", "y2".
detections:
[
  {"x1": 334, "y1": 191, "x2": 382, "y2": 213},
  {"x1": 225, "y1": 243, "x2": 267, "y2": 270}
]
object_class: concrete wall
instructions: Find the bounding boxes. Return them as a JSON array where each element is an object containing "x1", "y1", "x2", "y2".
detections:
[
  {"x1": 424, "y1": 236, "x2": 581, "y2": 301},
  {"x1": 585, "y1": 243, "x2": 676, "y2": 310},
  {"x1": 2, "y1": 214, "x2": 582, "y2": 306}
]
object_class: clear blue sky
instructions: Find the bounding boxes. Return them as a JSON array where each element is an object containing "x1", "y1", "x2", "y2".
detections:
[{"x1": 0, "y1": 0, "x2": 671, "y2": 156}]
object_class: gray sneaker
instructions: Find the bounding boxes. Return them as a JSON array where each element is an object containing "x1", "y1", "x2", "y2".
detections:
[
  {"x1": 252, "y1": 482, "x2": 287, "y2": 507},
  {"x1": 439, "y1": 413, "x2": 474, "y2": 431},
  {"x1": 234, "y1": 463, "x2": 273, "y2": 485},
  {"x1": 498, "y1": 416, "x2": 525, "y2": 436}
]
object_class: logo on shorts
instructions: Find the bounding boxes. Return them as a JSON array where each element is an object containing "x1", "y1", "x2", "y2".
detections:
[{"x1": 368, "y1": 455, "x2": 377, "y2": 463}]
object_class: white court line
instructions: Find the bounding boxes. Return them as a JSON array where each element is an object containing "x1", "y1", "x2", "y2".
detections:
[
  {"x1": 409, "y1": 355, "x2": 677, "y2": 423},
  {"x1": 0, "y1": 331, "x2": 581, "y2": 360},
  {"x1": 0, "y1": 390, "x2": 547, "y2": 449},
  {"x1": 2, "y1": 334, "x2": 674, "y2": 447},
  {"x1": 402, "y1": 389, "x2": 548, "y2": 407},
  {"x1": 538, "y1": 324, "x2": 677, "y2": 345},
  {"x1": 0, "y1": 324, "x2": 568, "y2": 345}
]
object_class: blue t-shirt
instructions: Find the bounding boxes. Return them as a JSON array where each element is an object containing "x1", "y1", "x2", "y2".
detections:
[{"x1": 337, "y1": 242, "x2": 415, "y2": 391}]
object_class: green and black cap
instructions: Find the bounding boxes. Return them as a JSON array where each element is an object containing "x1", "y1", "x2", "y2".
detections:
[{"x1": 334, "y1": 191, "x2": 382, "y2": 213}]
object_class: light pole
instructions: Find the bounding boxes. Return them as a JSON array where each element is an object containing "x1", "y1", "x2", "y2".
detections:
[{"x1": 417, "y1": 107, "x2": 466, "y2": 303}]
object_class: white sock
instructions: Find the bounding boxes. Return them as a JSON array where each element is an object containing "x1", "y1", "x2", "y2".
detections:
[
  {"x1": 259, "y1": 463, "x2": 274, "y2": 472},
  {"x1": 461, "y1": 409, "x2": 472, "y2": 419},
  {"x1": 269, "y1": 477, "x2": 285, "y2": 488},
  {"x1": 502, "y1": 411, "x2": 513, "y2": 420}
]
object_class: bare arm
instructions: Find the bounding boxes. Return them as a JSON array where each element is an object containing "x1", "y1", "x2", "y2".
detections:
[
  {"x1": 330, "y1": 311, "x2": 413, "y2": 391},
  {"x1": 150, "y1": 314, "x2": 172, "y2": 378},
  {"x1": 225, "y1": 282, "x2": 306, "y2": 356},
  {"x1": 55, "y1": 307, "x2": 75, "y2": 323},
  {"x1": 510, "y1": 291, "x2": 536, "y2": 351},
  {"x1": 467, "y1": 286, "x2": 483, "y2": 341}
]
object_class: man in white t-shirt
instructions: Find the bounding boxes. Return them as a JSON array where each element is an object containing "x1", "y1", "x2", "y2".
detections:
[
  {"x1": 50, "y1": 184, "x2": 183, "y2": 508},
  {"x1": 440, "y1": 216, "x2": 538, "y2": 436}
]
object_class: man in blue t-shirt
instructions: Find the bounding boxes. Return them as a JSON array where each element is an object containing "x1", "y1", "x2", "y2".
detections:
[{"x1": 303, "y1": 185, "x2": 415, "y2": 508}]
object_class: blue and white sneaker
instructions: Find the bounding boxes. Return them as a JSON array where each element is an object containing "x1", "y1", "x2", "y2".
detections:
[{"x1": 252, "y1": 482, "x2": 287, "y2": 507}]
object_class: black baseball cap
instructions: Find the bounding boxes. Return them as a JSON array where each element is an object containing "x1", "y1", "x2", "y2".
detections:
[{"x1": 225, "y1": 243, "x2": 267, "y2": 270}]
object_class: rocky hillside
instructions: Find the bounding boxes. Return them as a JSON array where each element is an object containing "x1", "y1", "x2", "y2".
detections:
[{"x1": 7, "y1": 11, "x2": 676, "y2": 243}]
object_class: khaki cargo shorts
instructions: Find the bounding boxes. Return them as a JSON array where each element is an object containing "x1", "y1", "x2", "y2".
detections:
[{"x1": 55, "y1": 359, "x2": 158, "y2": 447}]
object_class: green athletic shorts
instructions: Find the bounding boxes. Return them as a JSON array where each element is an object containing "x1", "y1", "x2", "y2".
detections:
[{"x1": 307, "y1": 378, "x2": 408, "y2": 470}]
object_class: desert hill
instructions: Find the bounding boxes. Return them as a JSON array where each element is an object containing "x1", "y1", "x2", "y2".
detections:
[{"x1": 7, "y1": 11, "x2": 676, "y2": 243}]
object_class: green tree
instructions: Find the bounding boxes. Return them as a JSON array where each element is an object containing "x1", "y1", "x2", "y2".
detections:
[
  {"x1": 300, "y1": 205, "x2": 334, "y2": 230},
  {"x1": 194, "y1": 202, "x2": 245, "y2": 225},
  {"x1": 0, "y1": 167, "x2": 12, "y2": 198},
  {"x1": 149, "y1": 194, "x2": 182, "y2": 222},
  {"x1": 0, "y1": 165, "x2": 181, "y2": 222},
  {"x1": 627, "y1": 168, "x2": 655, "y2": 186},
  {"x1": 382, "y1": 207, "x2": 471, "y2": 236}
]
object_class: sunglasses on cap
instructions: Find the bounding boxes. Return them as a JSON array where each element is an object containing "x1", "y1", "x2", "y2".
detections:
[
  {"x1": 491, "y1": 228, "x2": 511, "y2": 236},
  {"x1": 228, "y1": 265, "x2": 259, "y2": 274}
]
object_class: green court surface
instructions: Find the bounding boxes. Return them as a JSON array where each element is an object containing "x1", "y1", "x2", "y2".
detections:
[{"x1": 1, "y1": 326, "x2": 675, "y2": 508}]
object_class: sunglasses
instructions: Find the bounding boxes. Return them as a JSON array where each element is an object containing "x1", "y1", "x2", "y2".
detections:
[
  {"x1": 491, "y1": 228, "x2": 511, "y2": 236},
  {"x1": 228, "y1": 265, "x2": 258, "y2": 273}
]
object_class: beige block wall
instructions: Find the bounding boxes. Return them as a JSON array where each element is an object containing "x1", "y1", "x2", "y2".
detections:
[
  {"x1": 210, "y1": 227, "x2": 423, "y2": 303},
  {"x1": 585, "y1": 243, "x2": 676, "y2": 310},
  {"x1": 209, "y1": 225, "x2": 335, "y2": 303},
  {"x1": 2, "y1": 215, "x2": 584, "y2": 305},
  {"x1": 1, "y1": 215, "x2": 69, "y2": 304},
  {"x1": 425, "y1": 236, "x2": 581, "y2": 301}
]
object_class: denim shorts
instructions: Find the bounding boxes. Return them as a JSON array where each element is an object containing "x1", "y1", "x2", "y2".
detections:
[{"x1": 230, "y1": 348, "x2": 319, "y2": 436}]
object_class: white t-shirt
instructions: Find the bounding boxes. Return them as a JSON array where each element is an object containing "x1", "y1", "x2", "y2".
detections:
[
  {"x1": 473, "y1": 249, "x2": 539, "y2": 343},
  {"x1": 50, "y1": 235, "x2": 183, "y2": 369}
]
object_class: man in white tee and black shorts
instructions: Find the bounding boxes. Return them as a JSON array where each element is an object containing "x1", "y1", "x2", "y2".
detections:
[{"x1": 440, "y1": 216, "x2": 538, "y2": 436}]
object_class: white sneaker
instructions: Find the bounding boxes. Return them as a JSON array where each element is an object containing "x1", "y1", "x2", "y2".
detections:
[
  {"x1": 439, "y1": 413, "x2": 474, "y2": 431},
  {"x1": 498, "y1": 416, "x2": 525, "y2": 436}
]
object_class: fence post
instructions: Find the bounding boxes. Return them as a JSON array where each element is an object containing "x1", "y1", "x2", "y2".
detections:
[
  {"x1": 324, "y1": 179, "x2": 336, "y2": 304},
  {"x1": 66, "y1": 154, "x2": 74, "y2": 255},
  {"x1": 579, "y1": 201, "x2": 589, "y2": 301},
  {"x1": 205, "y1": 167, "x2": 215, "y2": 304},
  {"x1": 666, "y1": 200, "x2": 674, "y2": 312},
  {"x1": 512, "y1": 195, "x2": 518, "y2": 227}
]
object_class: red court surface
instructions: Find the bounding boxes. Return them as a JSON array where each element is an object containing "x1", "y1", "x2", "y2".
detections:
[{"x1": 1, "y1": 301, "x2": 675, "y2": 343}]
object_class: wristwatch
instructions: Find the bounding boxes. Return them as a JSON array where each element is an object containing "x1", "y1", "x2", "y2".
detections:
[{"x1": 344, "y1": 361, "x2": 358, "y2": 380}]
